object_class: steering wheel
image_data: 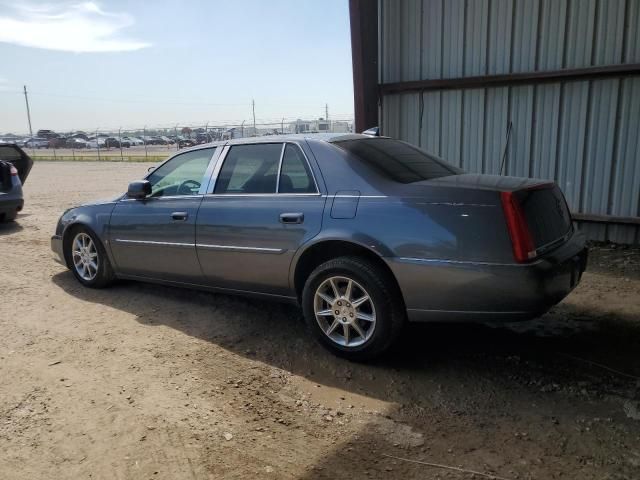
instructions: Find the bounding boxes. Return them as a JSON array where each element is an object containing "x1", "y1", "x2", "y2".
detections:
[{"x1": 177, "y1": 179, "x2": 201, "y2": 195}]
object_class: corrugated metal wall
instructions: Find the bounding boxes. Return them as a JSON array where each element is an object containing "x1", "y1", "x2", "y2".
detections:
[{"x1": 379, "y1": 0, "x2": 640, "y2": 243}]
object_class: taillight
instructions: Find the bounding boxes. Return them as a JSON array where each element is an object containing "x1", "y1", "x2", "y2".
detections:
[
  {"x1": 9, "y1": 165, "x2": 18, "y2": 176},
  {"x1": 500, "y1": 191, "x2": 536, "y2": 263}
]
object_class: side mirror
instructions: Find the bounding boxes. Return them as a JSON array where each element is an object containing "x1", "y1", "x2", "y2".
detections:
[{"x1": 127, "y1": 180, "x2": 151, "y2": 199}]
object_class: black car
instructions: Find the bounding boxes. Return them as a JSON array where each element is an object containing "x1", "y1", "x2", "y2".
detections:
[
  {"x1": 104, "y1": 137, "x2": 121, "y2": 148},
  {"x1": 0, "y1": 144, "x2": 33, "y2": 222}
]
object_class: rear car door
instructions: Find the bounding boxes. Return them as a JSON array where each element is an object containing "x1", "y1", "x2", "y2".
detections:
[
  {"x1": 196, "y1": 142, "x2": 326, "y2": 296},
  {"x1": 108, "y1": 147, "x2": 218, "y2": 283}
]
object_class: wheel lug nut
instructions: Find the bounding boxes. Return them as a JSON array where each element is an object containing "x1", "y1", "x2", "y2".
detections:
[
  {"x1": 349, "y1": 313, "x2": 354, "y2": 317},
  {"x1": 337, "y1": 301, "x2": 342, "y2": 306},
  {"x1": 334, "y1": 310, "x2": 339, "y2": 315}
]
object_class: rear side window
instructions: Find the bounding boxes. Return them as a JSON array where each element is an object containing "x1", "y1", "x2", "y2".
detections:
[
  {"x1": 215, "y1": 143, "x2": 282, "y2": 194},
  {"x1": 279, "y1": 144, "x2": 316, "y2": 193},
  {"x1": 334, "y1": 138, "x2": 461, "y2": 183}
]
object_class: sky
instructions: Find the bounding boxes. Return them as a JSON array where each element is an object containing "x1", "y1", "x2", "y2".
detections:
[{"x1": 0, "y1": 1, "x2": 354, "y2": 134}]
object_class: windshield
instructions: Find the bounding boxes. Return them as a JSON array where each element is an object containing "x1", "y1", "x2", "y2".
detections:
[{"x1": 333, "y1": 138, "x2": 462, "y2": 183}]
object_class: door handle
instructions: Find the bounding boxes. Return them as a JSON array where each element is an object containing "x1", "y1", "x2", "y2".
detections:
[
  {"x1": 171, "y1": 211, "x2": 189, "y2": 221},
  {"x1": 279, "y1": 212, "x2": 304, "y2": 224}
]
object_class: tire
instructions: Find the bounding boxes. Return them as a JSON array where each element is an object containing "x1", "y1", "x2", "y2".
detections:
[
  {"x1": 1, "y1": 211, "x2": 17, "y2": 223},
  {"x1": 65, "y1": 226, "x2": 115, "y2": 288},
  {"x1": 302, "y1": 256, "x2": 405, "y2": 361}
]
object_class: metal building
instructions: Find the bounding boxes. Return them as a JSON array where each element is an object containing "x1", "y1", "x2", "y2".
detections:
[{"x1": 350, "y1": 0, "x2": 640, "y2": 243}]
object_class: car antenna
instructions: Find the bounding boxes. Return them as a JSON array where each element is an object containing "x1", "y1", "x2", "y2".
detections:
[{"x1": 499, "y1": 121, "x2": 513, "y2": 176}]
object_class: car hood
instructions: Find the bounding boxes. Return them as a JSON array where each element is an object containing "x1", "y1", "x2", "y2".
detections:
[
  {"x1": 78, "y1": 194, "x2": 123, "y2": 207},
  {"x1": 0, "y1": 144, "x2": 33, "y2": 185}
]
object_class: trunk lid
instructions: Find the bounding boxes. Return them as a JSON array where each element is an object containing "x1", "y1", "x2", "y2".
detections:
[
  {"x1": 425, "y1": 173, "x2": 573, "y2": 260},
  {"x1": 0, "y1": 144, "x2": 33, "y2": 186},
  {"x1": 423, "y1": 173, "x2": 547, "y2": 192},
  {"x1": 513, "y1": 183, "x2": 573, "y2": 256}
]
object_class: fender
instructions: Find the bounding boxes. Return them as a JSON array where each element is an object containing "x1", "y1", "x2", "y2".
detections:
[
  {"x1": 287, "y1": 228, "x2": 396, "y2": 289},
  {"x1": 58, "y1": 201, "x2": 119, "y2": 268}
]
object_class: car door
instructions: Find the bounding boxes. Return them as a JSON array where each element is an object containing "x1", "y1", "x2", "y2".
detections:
[
  {"x1": 196, "y1": 141, "x2": 326, "y2": 296},
  {"x1": 108, "y1": 147, "x2": 218, "y2": 283}
]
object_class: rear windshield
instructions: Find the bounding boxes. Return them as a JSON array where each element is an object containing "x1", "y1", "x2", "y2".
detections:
[{"x1": 333, "y1": 138, "x2": 462, "y2": 183}]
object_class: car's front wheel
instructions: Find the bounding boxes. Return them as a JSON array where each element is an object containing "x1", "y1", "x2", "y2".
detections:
[
  {"x1": 66, "y1": 227, "x2": 115, "y2": 288},
  {"x1": 302, "y1": 256, "x2": 405, "y2": 361}
]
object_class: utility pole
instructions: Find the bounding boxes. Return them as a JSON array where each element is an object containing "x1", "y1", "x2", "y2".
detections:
[
  {"x1": 23, "y1": 85, "x2": 33, "y2": 138},
  {"x1": 325, "y1": 103, "x2": 330, "y2": 132},
  {"x1": 118, "y1": 127, "x2": 123, "y2": 161},
  {"x1": 252, "y1": 99, "x2": 256, "y2": 136}
]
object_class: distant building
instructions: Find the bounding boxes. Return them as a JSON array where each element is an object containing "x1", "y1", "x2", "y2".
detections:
[{"x1": 290, "y1": 118, "x2": 348, "y2": 134}]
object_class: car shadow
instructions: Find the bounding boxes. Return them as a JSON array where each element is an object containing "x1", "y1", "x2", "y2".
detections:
[
  {"x1": 51, "y1": 271, "x2": 640, "y2": 478},
  {"x1": 0, "y1": 220, "x2": 23, "y2": 236},
  {"x1": 51, "y1": 270, "x2": 640, "y2": 397}
]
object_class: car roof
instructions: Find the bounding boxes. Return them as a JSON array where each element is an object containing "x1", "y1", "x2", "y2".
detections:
[{"x1": 181, "y1": 133, "x2": 375, "y2": 153}]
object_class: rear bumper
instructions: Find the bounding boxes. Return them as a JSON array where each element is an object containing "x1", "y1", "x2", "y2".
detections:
[
  {"x1": 51, "y1": 234, "x2": 66, "y2": 266},
  {"x1": 388, "y1": 230, "x2": 588, "y2": 322},
  {"x1": 0, "y1": 197, "x2": 24, "y2": 218}
]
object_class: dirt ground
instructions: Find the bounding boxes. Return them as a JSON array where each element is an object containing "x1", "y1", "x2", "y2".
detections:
[{"x1": 1, "y1": 161, "x2": 639, "y2": 480}]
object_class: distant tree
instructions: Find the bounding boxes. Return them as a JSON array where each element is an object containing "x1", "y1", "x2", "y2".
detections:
[{"x1": 181, "y1": 127, "x2": 192, "y2": 138}]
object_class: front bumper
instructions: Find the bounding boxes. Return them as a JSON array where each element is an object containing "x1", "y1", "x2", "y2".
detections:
[
  {"x1": 51, "y1": 234, "x2": 66, "y2": 266},
  {"x1": 388, "y1": 230, "x2": 588, "y2": 322}
]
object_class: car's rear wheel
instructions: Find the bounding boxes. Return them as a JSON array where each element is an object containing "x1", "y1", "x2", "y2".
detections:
[
  {"x1": 302, "y1": 256, "x2": 405, "y2": 361},
  {"x1": 66, "y1": 227, "x2": 115, "y2": 288}
]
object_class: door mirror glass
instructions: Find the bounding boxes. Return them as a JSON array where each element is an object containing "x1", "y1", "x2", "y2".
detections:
[{"x1": 127, "y1": 180, "x2": 152, "y2": 199}]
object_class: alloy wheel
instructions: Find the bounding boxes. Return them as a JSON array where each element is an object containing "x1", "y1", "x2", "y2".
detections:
[
  {"x1": 72, "y1": 232, "x2": 99, "y2": 281},
  {"x1": 314, "y1": 276, "x2": 376, "y2": 347}
]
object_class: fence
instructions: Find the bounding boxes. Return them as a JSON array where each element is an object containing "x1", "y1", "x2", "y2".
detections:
[{"x1": 14, "y1": 118, "x2": 355, "y2": 162}]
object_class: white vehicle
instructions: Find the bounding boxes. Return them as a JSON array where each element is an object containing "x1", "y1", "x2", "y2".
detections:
[
  {"x1": 124, "y1": 136, "x2": 145, "y2": 146},
  {"x1": 85, "y1": 138, "x2": 106, "y2": 149}
]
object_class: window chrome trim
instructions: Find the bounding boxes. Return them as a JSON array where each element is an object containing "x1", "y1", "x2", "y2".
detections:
[
  {"x1": 275, "y1": 143, "x2": 286, "y2": 193},
  {"x1": 207, "y1": 145, "x2": 231, "y2": 194},
  {"x1": 119, "y1": 194, "x2": 203, "y2": 202},
  {"x1": 288, "y1": 142, "x2": 320, "y2": 194},
  {"x1": 204, "y1": 193, "x2": 322, "y2": 198},
  {"x1": 207, "y1": 141, "x2": 320, "y2": 196},
  {"x1": 199, "y1": 145, "x2": 224, "y2": 195}
]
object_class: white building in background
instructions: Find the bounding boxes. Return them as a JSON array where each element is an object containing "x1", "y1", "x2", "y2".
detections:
[{"x1": 289, "y1": 118, "x2": 352, "y2": 134}]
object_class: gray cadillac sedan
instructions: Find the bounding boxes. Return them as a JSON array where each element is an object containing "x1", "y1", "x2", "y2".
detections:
[{"x1": 52, "y1": 134, "x2": 587, "y2": 360}]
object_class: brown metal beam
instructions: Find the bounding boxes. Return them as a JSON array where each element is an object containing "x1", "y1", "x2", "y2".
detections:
[
  {"x1": 380, "y1": 63, "x2": 640, "y2": 95},
  {"x1": 572, "y1": 212, "x2": 640, "y2": 226},
  {"x1": 349, "y1": 0, "x2": 378, "y2": 133}
]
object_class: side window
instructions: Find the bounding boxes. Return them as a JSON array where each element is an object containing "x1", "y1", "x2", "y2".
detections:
[
  {"x1": 279, "y1": 144, "x2": 317, "y2": 194},
  {"x1": 147, "y1": 147, "x2": 214, "y2": 197},
  {"x1": 214, "y1": 143, "x2": 282, "y2": 194}
]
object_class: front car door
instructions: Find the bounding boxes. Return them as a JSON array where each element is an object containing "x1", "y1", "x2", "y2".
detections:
[
  {"x1": 196, "y1": 141, "x2": 326, "y2": 296},
  {"x1": 108, "y1": 147, "x2": 218, "y2": 283}
]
